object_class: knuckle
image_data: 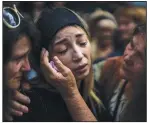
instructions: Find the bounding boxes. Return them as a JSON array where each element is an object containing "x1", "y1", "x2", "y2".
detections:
[{"x1": 63, "y1": 69, "x2": 71, "y2": 76}]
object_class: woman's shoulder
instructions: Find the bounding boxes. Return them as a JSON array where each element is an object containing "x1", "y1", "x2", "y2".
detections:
[{"x1": 93, "y1": 56, "x2": 123, "y2": 83}]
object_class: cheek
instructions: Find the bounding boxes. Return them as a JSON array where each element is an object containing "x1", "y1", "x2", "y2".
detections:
[
  {"x1": 56, "y1": 54, "x2": 72, "y2": 69},
  {"x1": 133, "y1": 60, "x2": 144, "y2": 73},
  {"x1": 83, "y1": 44, "x2": 92, "y2": 66},
  {"x1": 6, "y1": 62, "x2": 21, "y2": 80}
]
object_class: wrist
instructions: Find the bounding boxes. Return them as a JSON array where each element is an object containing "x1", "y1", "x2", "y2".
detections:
[{"x1": 61, "y1": 88, "x2": 81, "y2": 101}]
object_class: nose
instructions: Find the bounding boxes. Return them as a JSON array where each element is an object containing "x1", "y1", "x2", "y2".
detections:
[
  {"x1": 72, "y1": 46, "x2": 83, "y2": 62},
  {"x1": 119, "y1": 24, "x2": 126, "y2": 31},
  {"x1": 21, "y1": 57, "x2": 31, "y2": 71},
  {"x1": 123, "y1": 51, "x2": 133, "y2": 66}
]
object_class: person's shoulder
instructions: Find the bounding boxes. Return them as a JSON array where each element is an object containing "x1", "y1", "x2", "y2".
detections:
[
  {"x1": 104, "y1": 56, "x2": 123, "y2": 66},
  {"x1": 93, "y1": 56, "x2": 123, "y2": 82}
]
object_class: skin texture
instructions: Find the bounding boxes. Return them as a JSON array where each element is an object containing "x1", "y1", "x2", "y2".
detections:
[
  {"x1": 50, "y1": 26, "x2": 92, "y2": 83},
  {"x1": 4, "y1": 36, "x2": 32, "y2": 121},
  {"x1": 5, "y1": 36, "x2": 31, "y2": 89}
]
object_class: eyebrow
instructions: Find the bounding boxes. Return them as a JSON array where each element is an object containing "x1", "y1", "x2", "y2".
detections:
[
  {"x1": 54, "y1": 33, "x2": 84, "y2": 45},
  {"x1": 12, "y1": 49, "x2": 30, "y2": 60}
]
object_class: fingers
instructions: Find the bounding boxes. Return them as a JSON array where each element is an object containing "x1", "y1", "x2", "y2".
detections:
[
  {"x1": 9, "y1": 108, "x2": 23, "y2": 116},
  {"x1": 40, "y1": 48, "x2": 56, "y2": 75},
  {"x1": 10, "y1": 100, "x2": 29, "y2": 113},
  {"x1": 40, "y1": 48, "x2": 49, "y2": 65},
  {"x1": 53, "y1": 56, "x2": 70, "y2": 77},
  {"x1": 13, "y1": 90, "x2": 30, "y2": 104}
]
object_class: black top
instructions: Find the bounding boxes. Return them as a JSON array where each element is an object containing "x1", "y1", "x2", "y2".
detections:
[{"x1": 13, "y1": 84, "x2": 110, "y2": 122}]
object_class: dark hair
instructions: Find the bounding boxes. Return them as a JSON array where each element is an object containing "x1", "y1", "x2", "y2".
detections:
[
  {"x1": 3, "y1": 17, "x2": 40, "y2": 64},
  {"x1": 133, "y1": 23, "x2": 146, "y2": 36}
]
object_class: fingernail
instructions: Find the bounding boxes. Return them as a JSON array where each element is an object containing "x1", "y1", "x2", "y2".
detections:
[
  {"x1": 23, "y1": 106, "x2": 29, "y2": 113},
  {"x1": 53, "y1": 56, "x2": 58, "y2": 61},
  {"x1": 19, "y1": 112, "x2": 23, "y2": 116},
  {"x1": 42, "y1": 48, "x2": 45, "y2": 53},
  {"x1": 27, "y1": 98, "x2": 31, "y2": 103}
]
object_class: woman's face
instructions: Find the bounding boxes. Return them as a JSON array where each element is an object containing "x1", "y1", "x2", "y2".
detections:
[
  {"x1": 49, "y1": 26, "x2": 92, "y2": 81},
  {"x1": 120, "y1": 33, "x2": 146, "y2": 81},
  {"x1": 5, "y1": 36, "x2": 31, "y2": 89}
]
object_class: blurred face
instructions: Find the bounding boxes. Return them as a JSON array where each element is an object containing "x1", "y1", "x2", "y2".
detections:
[
  {"x1": 96, "y1": 26, "x2": 114, "y2": 46},
  {"x1": 50, "y1": 26, "x2": 92, "y2": 81},
  {"x1": 118, "y1": 16, "x2": 136, "y2": 41},
  {"x1": 4, "y1": 36, "x2": 31, "y2": 89},
  {"x1": 120, "y1": 33, "x2": 146, "y2": 81},
  {"x1": 96, "y1": 20, "x2": 114, "y2": 45}
]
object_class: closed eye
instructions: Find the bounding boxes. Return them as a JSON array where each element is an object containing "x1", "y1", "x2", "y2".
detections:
[
  {"x1": 57, "y1": 49, "x2": 67, "y2": 55},
  {"x1": 79, "y1": 41, "x2": 87, "y2": 47}
]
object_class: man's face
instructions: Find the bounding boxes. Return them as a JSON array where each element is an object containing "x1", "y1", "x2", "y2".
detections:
[
  {"x1": 5, "y1": 36, "x2": 31, "y2": 89},
  {"x1": 120, "y1": 33, "x2": 146, "y2": 81}
]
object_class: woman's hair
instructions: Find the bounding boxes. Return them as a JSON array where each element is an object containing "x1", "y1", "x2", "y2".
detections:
[{"x1": 3, "y1": 17, "x2": 40, "y2": 64}]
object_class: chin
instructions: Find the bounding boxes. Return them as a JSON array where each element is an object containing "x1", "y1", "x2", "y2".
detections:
[{"x1": 75, "y1": 69, "x2": 90, "y2": 81}]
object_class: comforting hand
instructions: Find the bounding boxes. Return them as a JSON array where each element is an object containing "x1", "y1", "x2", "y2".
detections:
[
  {"x1": 40, "y1": 48, "x2": 78, "y2": 98},
  {"x1": 5, "y1": 83, "x2": 31, "y2": 121}
]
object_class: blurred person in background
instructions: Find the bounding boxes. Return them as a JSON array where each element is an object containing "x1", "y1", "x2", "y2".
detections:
[
  {"x1": 18, "y1": 2, "x2": 48, "y2": 22},
  {"x1": 89, "y1": 9, "x2": 118, "y2": 63},
  {"x1": 113, "y1": 6, "x2": 146, "y2": 55}
]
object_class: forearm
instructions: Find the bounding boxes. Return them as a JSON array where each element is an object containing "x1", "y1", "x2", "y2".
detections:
[{"x1": 63, "y1": 91, "x2": 97, "y2": 121}]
